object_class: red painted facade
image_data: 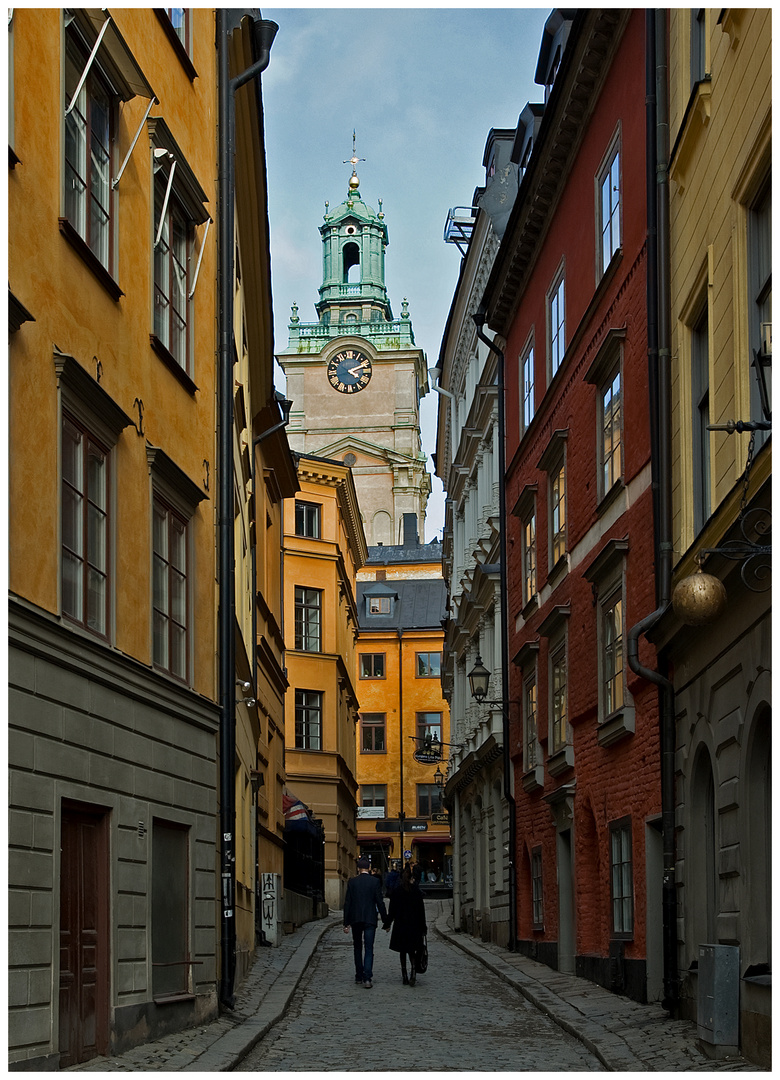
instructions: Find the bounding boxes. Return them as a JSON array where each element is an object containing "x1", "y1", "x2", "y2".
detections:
[{"x1": 492, "y1": 12, "x2": 661, "y2": 999}]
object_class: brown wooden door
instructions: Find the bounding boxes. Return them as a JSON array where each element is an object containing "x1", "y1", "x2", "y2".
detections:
[{"x1": 59, "y1": 804, "x2": 109, "y2": 1067}]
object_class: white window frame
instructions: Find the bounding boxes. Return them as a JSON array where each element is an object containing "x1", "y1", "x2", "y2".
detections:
[
  {"x1": 520, "y1": 332, "x2": 535, "y2": 435},
  {"x1": 596, "y1": 127, "x2": 622, "y2": 278},
  {"x1": 547, "y1": 265, "x2": 565, "y2": 378}
]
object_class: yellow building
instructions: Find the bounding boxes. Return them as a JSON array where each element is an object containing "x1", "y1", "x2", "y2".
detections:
[
  {"x1": 227, "y1": 15, "x2": 298, "y2": 976},
  {"x1": 355, "y1": 518, "x2": 452, "y2": 885},
  {"x1": 652, "y1": 9, "x2": 771, "y2": 1067},
  {"x1": 282, "y1": 455, "x2": 367, "y2": 909},
  {"x1": 8, "y1": 8, "x2": 220, "y2": 1066}
]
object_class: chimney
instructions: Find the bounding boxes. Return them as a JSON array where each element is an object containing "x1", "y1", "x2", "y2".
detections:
[{"x1": 402, "y1": 513, "x2": 419, "y2": 548}]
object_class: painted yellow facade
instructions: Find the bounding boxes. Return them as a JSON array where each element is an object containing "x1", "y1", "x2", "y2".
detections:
[
  {"x1": 356, "y1": 550, "x2": 452, "y2": 881},
  {"x1": 282, "y1": 457, "x2": 367, "y2": 908}
]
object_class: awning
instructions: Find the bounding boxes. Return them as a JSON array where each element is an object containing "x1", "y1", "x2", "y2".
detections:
[
  {"x1": 410, "y1": 836, "x2": 451, "y2": 844},
  {"x1": 73, "y1": 10, "x2": 156, "y2": 100},
  {"x1": 359, "y1": 837, "x2": 393, "y2": 848}
]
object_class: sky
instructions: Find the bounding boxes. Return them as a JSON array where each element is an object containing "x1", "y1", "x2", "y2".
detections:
[{"x1": 261, "y1": 6, "x2": 551, "y2": 541}]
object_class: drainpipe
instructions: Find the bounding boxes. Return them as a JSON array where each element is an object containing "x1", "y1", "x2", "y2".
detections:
[
  {"x1": 217, "y1": 9, "x2": 278, "y2": 1011},
  {"x1": 627, "y1": 9, "x2": 678, "y2": 1014},
  {"x1": 471, "y1": 312, "x2": 516, "y2": 952}
]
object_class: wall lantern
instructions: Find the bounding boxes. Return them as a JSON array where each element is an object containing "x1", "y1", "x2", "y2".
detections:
[{"x1": 467, "y1": 654, "x2": 492, "y2": 702}]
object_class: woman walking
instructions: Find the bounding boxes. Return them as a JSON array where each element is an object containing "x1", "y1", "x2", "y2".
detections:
[{"x1": 384, "y1": 864, "x2": 427, "y2": 985}]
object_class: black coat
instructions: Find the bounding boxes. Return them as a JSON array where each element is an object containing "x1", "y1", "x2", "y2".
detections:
[
  {"x1": 343, "y1": 871, "x2": 388, "y2": 927},
  {"x1": 386, "y1": 882, "x2": 426, "y2": 953}
]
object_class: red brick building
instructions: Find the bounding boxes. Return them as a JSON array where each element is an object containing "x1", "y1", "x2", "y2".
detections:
[{"x1": 480, "y1": 10, "x2": 662, "y2": 1002}]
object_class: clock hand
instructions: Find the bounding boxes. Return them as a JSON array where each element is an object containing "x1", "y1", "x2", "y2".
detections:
[{"x1": 347, "y1": 362, "x2": 368, "y2": 377}]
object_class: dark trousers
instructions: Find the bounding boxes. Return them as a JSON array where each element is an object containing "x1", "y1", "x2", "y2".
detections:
[{"x1": 351, "y1": 922, "x2": 376, "y2": 981}]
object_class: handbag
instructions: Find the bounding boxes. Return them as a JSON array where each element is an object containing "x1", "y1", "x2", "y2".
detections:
[{"x1": 415, "y1": 935, "x2": 428, "y2": 974}]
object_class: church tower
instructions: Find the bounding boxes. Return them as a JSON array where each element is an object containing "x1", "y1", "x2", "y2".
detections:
[{"x1": 277, "y1": 138, "x2": 431, "y2": 546}]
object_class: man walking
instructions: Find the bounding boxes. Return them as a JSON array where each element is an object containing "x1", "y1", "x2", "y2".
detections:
[{"x1": 343, "y1": 856, "x2": 388, "y2": 988}]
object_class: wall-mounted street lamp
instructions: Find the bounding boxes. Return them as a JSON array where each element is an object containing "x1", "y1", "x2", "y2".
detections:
[{"x1": 467, "y1": 654, "x2": 508, "y2": 706}]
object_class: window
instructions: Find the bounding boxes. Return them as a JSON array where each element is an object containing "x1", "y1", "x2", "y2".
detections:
[
  {"x1": 417, "y1": 784, "x2": 441, "y2": 818},
  {"x1": 361, "y1": 713, "x2": 386, "y2": 753},
  {"x1": 610, "y1": 818, "x2": 634, "y2": 938},
  {"x1": 523, "y1": 671, "x2": 540, "y2": 771},
  {"x1": 165, "y1": 7, "x2": 190, "y2": 49},
  {"x1": 602, "y1": 591, "x2": 624, "y2": 717},
  {"x1": 550, "y1": 637, "x2": 568, "y2": 754},
  {"x1": 359, "y1": 653, "x2": 385, "y2": 679},
  {"x1": 295, "y1": 690, "x2": 322, "y2": 750},
  {"x1": 691, "y1": 304, "x2": 710, "y2": 533},
  {"x1": 64, "y1": 26, "x2": 114, "y2": 271},
  {"x1": 598, "y1": 137, "x2": 621, "y2": 275},
  {"x1": 531, "y1": 847, "x2": 543, "y2": 929},
  {"x1": 147, "y1": 443, "x2": 206, "y2": 684},
  {"x1": 521, "y1": 506, "x2": 537, "y2": 607},
  {"x1": 520, "y1": 338, "x2": 535, "y2": 433},
  {"x1": 550, "y1": 461, "x2": 566, "y2": 567},
  {"x1": 153, "y1": 497, "x2": 189, "y2": 680},
  {"x1": 601, "y1": 366, "x2": 623, "y2": 496},
  {"x1": 61, "y1": 414, "x2": 109, "y2": 637},
  {"x1": 690, "y1": 9, "x2": 706, "y2": 87},
  {"x1": 152, "y1": 820, "x2": 190, "y2": 999},
  {"x1": 294, "y1": 587, "x2": 321, "y2": 652},
  {"x1": 295, "y1": 500, "x2": 321, "y2": 538},
  {"x1": 148, "y1": 118, "x2": 209, "y2": 383},
  {"x1": 416, "y1": 652, "x2": 441, "y2": 678},
  {"x1": 360, "y1": 784, "x2": 386, "y2": 811},
  {"x1": 368, "y1": 596, "x2": 392, "y2": 615},
  {"x1": 416, "y1": 712, "x2": 442, "y2": 743},
  {"x1": 548, "y1": 271, "x2": 565, "y2": 377},
  {"x1": 748, "y1": 179, "x2": 771, "y2": 444},
  {"x1": 154, "y1": 170, "x2": 191, "y2": 372}
]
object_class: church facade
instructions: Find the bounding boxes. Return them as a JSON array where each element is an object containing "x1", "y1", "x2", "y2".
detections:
[{"x1": 276, "y1": 153, "x2": 431, "y2": 546}]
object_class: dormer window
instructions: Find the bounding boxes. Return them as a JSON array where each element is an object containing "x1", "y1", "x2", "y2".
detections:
[{"x1": 368, "y1": 596, "x2": 391, "y2": 615}]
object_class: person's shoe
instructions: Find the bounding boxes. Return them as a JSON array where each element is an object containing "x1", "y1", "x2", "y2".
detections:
[
  {"x1": 363, "y1": 979, "x2": 373, "y2": 989},
  {"x1": 402, "y1": 974, "x2": 409, "y2": 985},
  {"x1": 409, "y1": 969, "x2": 416, "y2": 987},
  {"x1": 355, "y1": 976, "x2": 364, "y2": 984}
]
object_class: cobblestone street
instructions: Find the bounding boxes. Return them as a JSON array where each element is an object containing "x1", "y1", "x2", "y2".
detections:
[{"x1": 241, "y1": 921, "x2": 603, "y2": 1072}]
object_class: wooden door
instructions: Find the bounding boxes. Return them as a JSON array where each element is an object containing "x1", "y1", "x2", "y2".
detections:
[{"x1": 59, "y1": 804, "x2": 109, "y2": 1067}]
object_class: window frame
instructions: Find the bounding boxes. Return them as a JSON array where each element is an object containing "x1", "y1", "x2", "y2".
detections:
[
  {"x1": 596, "y1": 128, "x2": 622, "y2": 279},
  {"x1": 152, "y1": 493, "x2": 190, "y2": 683},
  {"x1": 368, "y1": 595, "x2": 392, "y2": 615},
  {"x1": 609, "y1": 817, "x2": 634, "y2": 939},
  {"x1": 417, "y1": 783, "x2": 441, "y2": 819},
  {"x1": 416, "y1": 711, "x2": 442, "y2": 744},
  {"x1": 294, "y1": 689, "x2": 322, "y2": 750},
  {"x1": 520, "y1": 333, "x2": 535, "y2": 435},
  {"x1": 360, "y1": 713, "x2": 387, "y2": 754},
  {"x1": 584, "y1": 538, "x2": 634, "y2": 746},
  {"x1": 62, "y1": 22, "x2": 119, "y2": 292},
  {"x1": 549, "y1": 632, "x2": 568, "y2": 756},
  {"x1": 360, "y1": 784, "x2": 387, "y2": 811},
  {"x1": 359, "y1": 653, "x2": 386, "y2": 679},
  {"x1": 294, "y1": 586, "x2": 322, "y2": 653},
  {"x1": 295, "y1": 500, "x2": 321, "y2": 539},
  {"x1": 531, "y1": 846, "x2": 544, "y2": 930},
  {"x1": 600, "y1": 363, "x2": 623, "y2": 501},
  {"x1": 153, "y1": 169, "x2": 193, "y2": 377},
  {"x1": 521, "y1": 502, "x2": 537, "y2": 609},
  {"x1": 537, "y1": 430, "x2": 569, "y2": 582},
  {"x1": 690, "y1": 300, "x2": 711, "y2": 534},
  {"x1": 415, "y1": 652, "x2": 442, "y2": 679},
  {"x1": 61, "y1": 411, "x2": 110, "y2": 639},
  {"x1": 523, "y1": 668, "x2": 541, "y2": 773},
  {"x1": 747, "y1": 176, "x2": 771, "y2": 446},
  {"x1": 155, "y1": 8, "x2": 197, "y2": 80},
  {"x1": 547, "y1": 265, "x2": 565, "y2": 379}
]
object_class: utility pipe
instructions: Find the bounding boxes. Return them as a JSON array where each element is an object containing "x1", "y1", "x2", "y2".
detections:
[
  {"x1": 217, "y1": 10, "x2": 277, "y2": 1011},
  {"x1": 471, "y1": 312, "x2": 517, "y2": 952},
  {"x1": 627, "y1": 9, "x2": 678, "y2": 1014},
  {"x1": 397, "y1": 629, "x2": 405, "y2": 864}
]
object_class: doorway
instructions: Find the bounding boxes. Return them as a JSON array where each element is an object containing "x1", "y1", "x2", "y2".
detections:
[{"x1": 59, "y1": 802, "x2": 110, "y2": 1067}]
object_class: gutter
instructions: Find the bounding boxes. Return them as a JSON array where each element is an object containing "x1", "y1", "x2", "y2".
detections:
[{"x1": 471, "y1": 312, "x2": 517, "y2": 952}]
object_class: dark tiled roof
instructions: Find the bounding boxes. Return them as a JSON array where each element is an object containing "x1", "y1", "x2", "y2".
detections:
[
  {"x1": 357, "y1": 578, "x2": 447, "y2": 631},
  {"x1": 366, "y1": 540, "x2": 443, "y2": 566}
]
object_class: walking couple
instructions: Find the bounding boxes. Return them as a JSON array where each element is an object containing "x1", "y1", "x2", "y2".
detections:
[{"x1": 343, "y1": 856, "x2": 427, "y2": 988}]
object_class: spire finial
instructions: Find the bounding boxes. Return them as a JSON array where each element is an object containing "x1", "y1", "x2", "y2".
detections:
[{"x1": 343, "y1": 129, "x2": 365, "y2": 193}]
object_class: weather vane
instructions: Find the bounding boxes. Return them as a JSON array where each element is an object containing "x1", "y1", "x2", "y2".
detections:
[{"x1": 343, "y1": 129, "x2": 365, "y2": 173}]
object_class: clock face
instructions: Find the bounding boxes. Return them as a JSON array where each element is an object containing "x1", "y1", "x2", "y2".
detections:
[{"x1": 327, "y1": 349, "x2": 373, "y2": 394}]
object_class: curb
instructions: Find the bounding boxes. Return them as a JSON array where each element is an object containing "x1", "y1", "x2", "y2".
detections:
[
  {"x1": 184, "y1": 915, "x2": 341, "y2": 1072},
  {"x1": 432, "y1": 913, "x2": 643, "y2": 1072}
]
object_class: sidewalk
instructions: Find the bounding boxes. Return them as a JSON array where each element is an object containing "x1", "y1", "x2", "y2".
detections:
[
  {"x1": 68, "y1": 903, "x2": 761, "y2": 1072},
  {"x1": 431, "y1": 907, "x2": 758, "y2": 1072}
]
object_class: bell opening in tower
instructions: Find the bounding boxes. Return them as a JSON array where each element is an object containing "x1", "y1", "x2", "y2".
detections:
[{"x1": 343, "y1": 242, "x2": 360, "y2": 283}]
